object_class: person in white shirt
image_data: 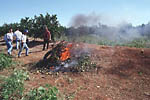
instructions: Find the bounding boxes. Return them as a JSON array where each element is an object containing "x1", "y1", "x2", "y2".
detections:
[
  {"x1": 18, "y1": 29, "x2": 29, "y2": 57},
  {"x1": 6, "y1": 28, "x2": 14, "y2": 55},
  {"x1": 14, "y1": 28, "x2": 22, "y2": 50}
]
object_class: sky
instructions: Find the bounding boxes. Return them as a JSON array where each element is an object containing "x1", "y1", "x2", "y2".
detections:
[{"x1": 0, "y1": 0, "x2": 150, "y2": 27}]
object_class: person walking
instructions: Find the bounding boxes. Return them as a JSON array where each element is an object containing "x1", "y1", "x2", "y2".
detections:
[
  {"x1": 6, "y1": 28, "x2": 14, "y2": 55},
  {"x1": 14, "y1": 28, "x2": 22, "y2": 50},
  {"x1": 43, "y1": 26, "x2": 51, "y2": 50},
  {"x1": 18, "y1": 29, "x2": 29, "y2": 57}
]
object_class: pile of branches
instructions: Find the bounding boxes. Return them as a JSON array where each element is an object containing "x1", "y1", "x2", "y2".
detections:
[
  {"x1": 43, "y1": 41, "x2": 68, "y2": 67},
  {"x1": 35, "y1": 41, "x2": 68, "y2": 71},
  {"x1": 35, "y1": 41, "x2": 97, "y2": 73}
]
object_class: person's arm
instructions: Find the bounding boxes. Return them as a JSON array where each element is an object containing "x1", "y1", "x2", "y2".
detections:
[
  {"x1": 49, "y1": 31, "x2": 51, "y2": 40},
  {"x1": 48, "y1": 31, "x2": 51, "y2": 40}
]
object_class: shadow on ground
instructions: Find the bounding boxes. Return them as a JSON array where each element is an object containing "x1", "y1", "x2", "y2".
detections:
[{"x1": 28, "y1": 40, "x2": 43, "y2": 48}]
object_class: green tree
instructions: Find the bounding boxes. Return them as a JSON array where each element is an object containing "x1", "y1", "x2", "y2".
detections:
[{"x1": 0, "y1": 13, "x2": 66, "y2": 40}]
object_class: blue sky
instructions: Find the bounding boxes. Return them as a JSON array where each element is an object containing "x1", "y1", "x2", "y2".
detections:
[{"x1": 0, "y1": 0, "x2": 150, "y2": 27}]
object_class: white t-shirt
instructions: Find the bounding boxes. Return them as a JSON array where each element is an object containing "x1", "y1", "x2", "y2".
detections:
[
  {"x1": 14, "y1": 30, "x2": 22, "y2": 40},
  {"x1": 6, "y1": 32, "x2": 13, "y2": 41},
  {"x1": 21, "y1": 34, "x2": 27, "y2": 43}
]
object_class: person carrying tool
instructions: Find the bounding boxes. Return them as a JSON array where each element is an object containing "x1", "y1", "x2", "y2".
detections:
[
  {"x1": 5, "y1": 28, "x2": 14, "y2": 55},
  {"x1": 14, "y1": 28, "x2": 22, "y2": 50},
  {"x1": 18, "y1": 29, "x2": 29, "y2": 57},
  {"x1": 43, "y1": 25, "x2": 51, "y2": 50}
]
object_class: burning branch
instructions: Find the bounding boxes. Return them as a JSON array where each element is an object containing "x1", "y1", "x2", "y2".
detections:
[{"x1": 39, "y1": 41, "x2": 97, "y2": 72}]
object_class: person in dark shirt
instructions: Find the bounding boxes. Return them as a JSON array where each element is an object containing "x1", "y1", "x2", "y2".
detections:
[{"x1": 43, "y1": 26, "x2": 51, "y2": 50}]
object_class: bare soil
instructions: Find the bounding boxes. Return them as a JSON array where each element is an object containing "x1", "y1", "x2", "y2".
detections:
[{"x1": 0, "y1": 38, "x2": 150, "y2": 100}]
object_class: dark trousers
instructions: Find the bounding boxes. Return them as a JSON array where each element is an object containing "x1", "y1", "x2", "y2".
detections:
[{"x1": 43, "y1": 39, "x2": 49, "y2": 50}]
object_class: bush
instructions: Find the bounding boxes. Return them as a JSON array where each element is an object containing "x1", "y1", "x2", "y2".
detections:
[
  {"x1": 24, "y1": 84, "x2": 59, "y2": 100},
  {"x1": 0, "y1": 70, "x2": 29, "y2": 100},
  {"x1": 0, "y1": 53, "x2": 14, "y2": 70},
  {"x1": 0, "y1": 69, "x2": 61, "y2": 100}
]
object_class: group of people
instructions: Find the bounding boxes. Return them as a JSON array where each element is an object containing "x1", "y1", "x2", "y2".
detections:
[
  {"x1": 4, "y1": 25, "x2": 52, "y2": 57},
  {"x1": 4, "y1": 28, "x2": 29, "y2": 57}
]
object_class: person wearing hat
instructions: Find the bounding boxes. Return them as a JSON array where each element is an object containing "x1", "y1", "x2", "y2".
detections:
[{"x1": 18, "y1": 29, "x2": 29, "y2": 57}]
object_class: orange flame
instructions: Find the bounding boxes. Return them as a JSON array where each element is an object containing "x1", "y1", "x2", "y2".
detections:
[{"x1": 60, "y1": 43, "x2": 72, "y2": 61}]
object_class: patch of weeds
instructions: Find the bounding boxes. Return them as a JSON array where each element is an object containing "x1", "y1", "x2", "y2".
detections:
[
  {"x1": 23, "y1": 84, "x2": 59, "y2": 100},
  {"x1": 0, "y1": 52, "x2": 16, "y2": 70},
  {"x1": 0, "y1": 70, "x2": 62, "y2": 100},
  {"x1": 0, "y1": 70, "x2": 29, "y2": 100}
]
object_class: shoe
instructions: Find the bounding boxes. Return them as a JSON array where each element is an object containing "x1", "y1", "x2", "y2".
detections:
[
  {"x1": 18, "y1": 55, "x2": 21, "y2": 58},
  {"x1": 8, "y1": 52, "x2": 11, "y2": 56}
]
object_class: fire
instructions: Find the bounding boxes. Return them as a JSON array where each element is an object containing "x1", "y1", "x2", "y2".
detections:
[{"x1": 60, "y1": 43, "x2": 72, "y2": 61}]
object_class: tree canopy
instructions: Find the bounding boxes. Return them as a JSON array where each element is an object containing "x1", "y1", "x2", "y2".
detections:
[{"x1": 0, "y1": 13, "x2": 65, "y2": 40}]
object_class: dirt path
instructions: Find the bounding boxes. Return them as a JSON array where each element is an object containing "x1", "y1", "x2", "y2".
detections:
[{"x1": 0, "y1": 38, "x2": 150, "y2": 100}]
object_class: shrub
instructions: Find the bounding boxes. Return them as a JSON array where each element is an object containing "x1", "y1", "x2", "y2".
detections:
[
  {"x1": 0, "y1": 70, "x2": 61, "y2": 100},
  {"x1": 0, "y1": 70, "x2": 29, "y2": 100},
  {"x1": 0, "y1": 53, "x2": 14, "y2": 70},
  {"x1": 24, "y1": 84, "x2": 59, "y2": 100}
]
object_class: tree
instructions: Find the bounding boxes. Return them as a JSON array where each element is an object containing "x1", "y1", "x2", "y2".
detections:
[{"x1": 0, "y1": 13, "x2": 66, "y2": 40}]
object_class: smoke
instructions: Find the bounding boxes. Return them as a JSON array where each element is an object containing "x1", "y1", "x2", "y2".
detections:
[
  {"x1": 116, "y1": 22, "x2": 141, "y2": 41},
  {"x1": 69, "y1": 12, "x2": 101, "y2": 28},
  {"x1": 63, "y1": 60, "x2": 78, "y2": 68},
  {"x1": 67, "y1": 13, "x2": 150, "y2": 42}
]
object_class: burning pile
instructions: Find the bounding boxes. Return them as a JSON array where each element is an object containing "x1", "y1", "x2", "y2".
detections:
[{"x1": 38, "y1": 41, "x2": 96, "y2": 72}]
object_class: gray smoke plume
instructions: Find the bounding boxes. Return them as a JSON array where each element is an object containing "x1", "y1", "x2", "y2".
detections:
[
  {"x1": 67, "y1": 13, "x2": 150, "y2": 42},
  {"x1": 69, "y1": 12, "x2": 101, "y2": 28}
]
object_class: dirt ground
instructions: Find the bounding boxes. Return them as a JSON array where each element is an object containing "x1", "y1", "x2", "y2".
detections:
[{"x1": 0, "y1": 38, "x2": 150, "y2": 100}]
